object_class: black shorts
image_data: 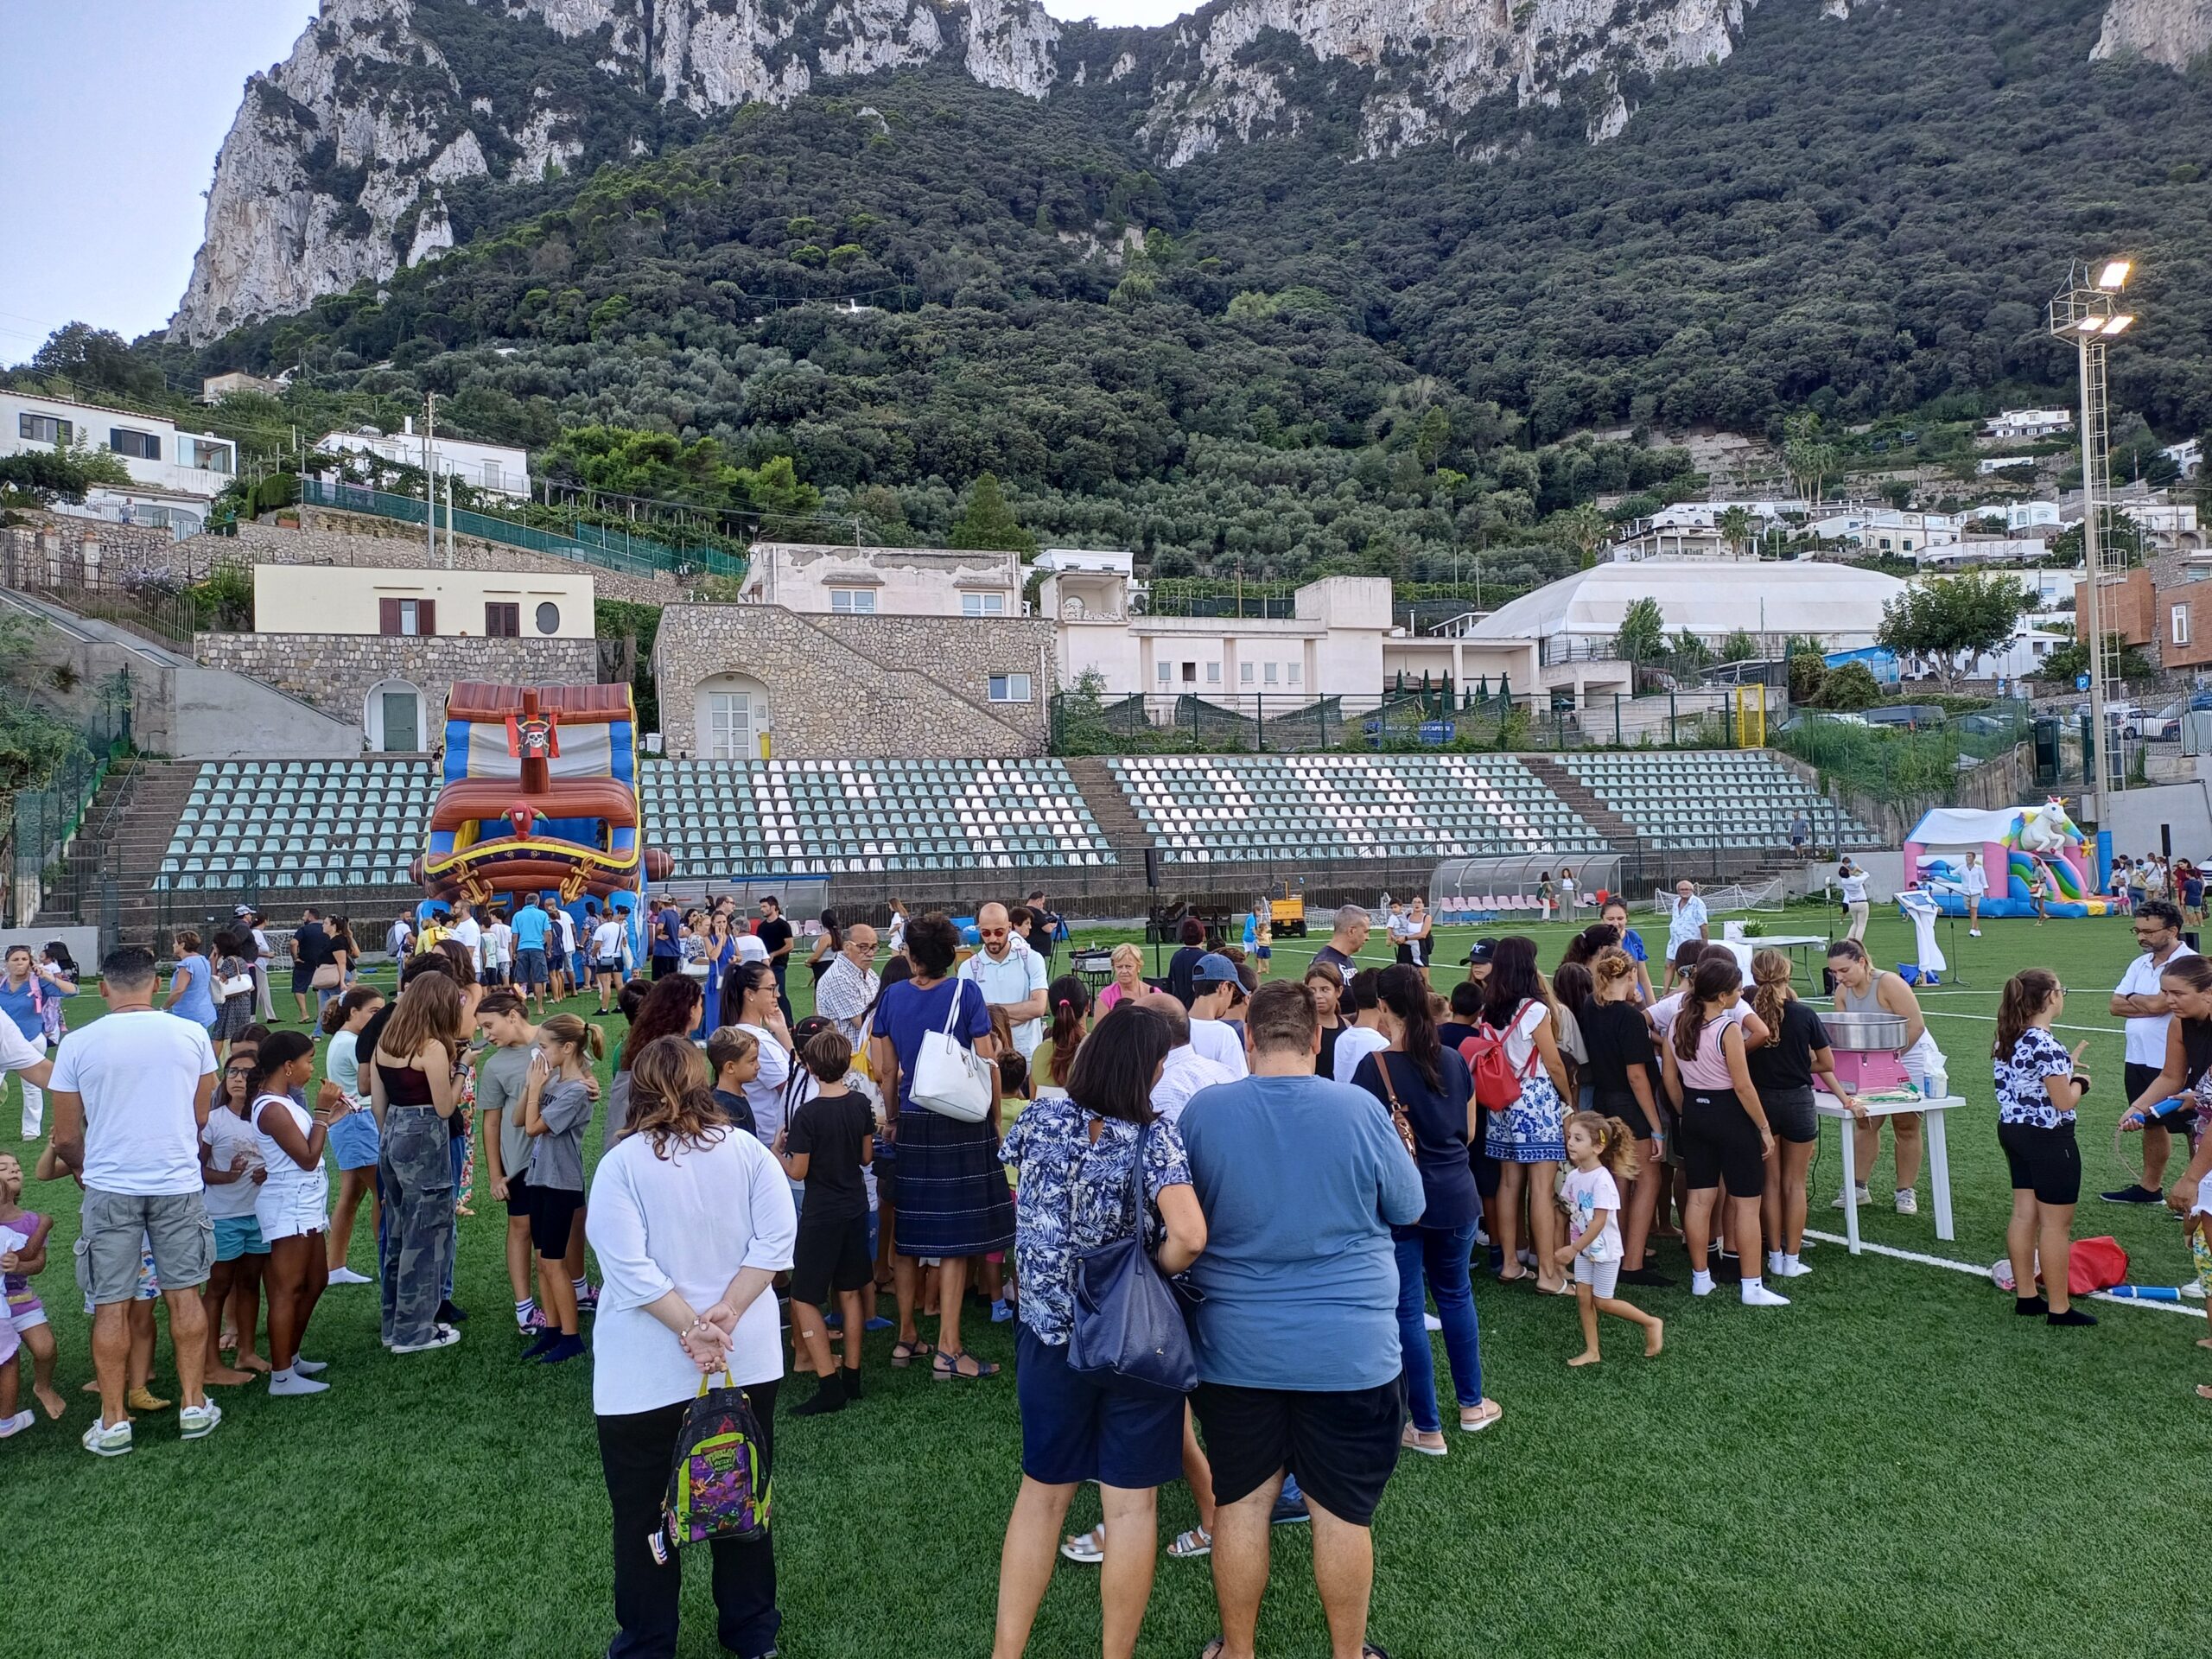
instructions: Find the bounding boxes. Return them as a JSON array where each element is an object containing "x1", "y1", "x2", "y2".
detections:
[
  {"x1": 1764, "y1": 1084, "x2": 1819, "y2": 1146},
  {"x1": 1999, "y1": 1118, "x2": 2082, "y2": 1205},
  {"x1": 2125, "y1": 1062, "x2": 2195, "y2": 1129},
  {"x1": 789, "y1": 1212, "x2": 873, "y2": 1306},
  {"x1": 1594, "y1": 1090, "x2": 1656, "y2": 1141},
  {"x1": 1394, "y1": 943, "x2": 1416, "y2": 965},
  {"x1": 1193, "y1": 1377, "x2": 1404, "y2": 1528},
  {"x1": 873, "y1": 1151, "x2": 896, "y2": 1210},
  {"x1": 530, "y1": 1185, "x2": 582, "y2": 1256},
  {"x1": 504, "y1": 1170, "x2": 534, "y2": 1219},
  {"x1": 1679, "y1": 1088, "x2": 1767, "y2": 1197}
]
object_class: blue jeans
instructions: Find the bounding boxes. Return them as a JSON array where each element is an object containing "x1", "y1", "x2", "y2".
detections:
[
  {"x1": 442, "y1": 1130, "x2": 467, "y2": 1301},
  {"x1": 1394, "y1": 1222, "x2": 1484, "y2": 1433}
]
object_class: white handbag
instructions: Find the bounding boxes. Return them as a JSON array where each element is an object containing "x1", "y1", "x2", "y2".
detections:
[{"x1": 910, "y1": 978, "x2": 994, "y2": 1123}]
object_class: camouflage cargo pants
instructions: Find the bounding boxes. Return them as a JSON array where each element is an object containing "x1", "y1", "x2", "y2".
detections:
[{"x1": 378, "y1": 1108, "x2": 454, "y2": 1349}]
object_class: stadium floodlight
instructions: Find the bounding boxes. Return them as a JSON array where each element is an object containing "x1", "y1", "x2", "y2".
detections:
[{"x1": 2048, "y1": 257, "x2": 2145, "y2": 799}]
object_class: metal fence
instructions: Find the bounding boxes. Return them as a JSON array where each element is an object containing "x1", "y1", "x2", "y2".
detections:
[
  {"x1": 1051, "y1": 688, "x2": 1776, "y2": 755},
  {"x1": 299, "y1": 479, "x2": 751, "y2": 582},
  {"x1": 5, "y1": 679, "x2": 133, "y2": 926}
]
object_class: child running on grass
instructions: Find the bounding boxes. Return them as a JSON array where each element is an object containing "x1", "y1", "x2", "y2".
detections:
[
  {"x1": 779, "y1": 1027, "x2": 876, "y2": 1415},
  {"x1": 1555, "y1": 1111, "x2": 1663, "y2": 1365},
  {"x1": 520, "y1": 1013, "x2": 606, "y2": 1364},
  {"x1": 0, "y1": 1151, "x2": 62, "y2": 1423}
]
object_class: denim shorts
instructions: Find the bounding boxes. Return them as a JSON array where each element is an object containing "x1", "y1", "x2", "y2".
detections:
[
  {"x1": 1014, "y1": 1323, "x2": 1184, "y2": 1489},
  {"x1": 213, "y1": 1212, "x2": 270, "y2": 1261},
  {"x1": 327, "y1": 1109, "x2": 381, "y2": 1170}
]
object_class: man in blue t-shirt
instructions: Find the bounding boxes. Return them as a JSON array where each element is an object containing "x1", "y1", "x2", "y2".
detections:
[
  {"x1": 1179, "y1": 978, "x2": 1423, "y2": 1659},
  {"x1": 510, "y1": 893, "x2": 552, "y2": 1014},
  {"x1": 649, "y1": 896, "x2": 683, "y2": 980}
]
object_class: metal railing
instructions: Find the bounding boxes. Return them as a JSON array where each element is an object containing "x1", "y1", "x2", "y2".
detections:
[
  {"x1": 6, "y1": 680, "x2": 133, "y2": 925},
  {"x1": 299, "y1": 479, "x2": 751, "y2": 582}
]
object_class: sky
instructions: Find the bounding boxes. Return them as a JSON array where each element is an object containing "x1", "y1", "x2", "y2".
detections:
[{"x1": 0, "y1": 0, "x2": 1197, "y2": 359}]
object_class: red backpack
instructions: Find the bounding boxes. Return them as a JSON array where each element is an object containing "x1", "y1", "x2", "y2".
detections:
[{"x1": 1459, "y1": 1001, "x2": 1536, "y2": 1113}]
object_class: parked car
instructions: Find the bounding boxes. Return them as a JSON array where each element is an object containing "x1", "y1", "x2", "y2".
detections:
[
  {"x1": 1779, "y1": 712, "x2": 1870, "y2": 733},
  {"x1": 1958, "y1": 712, "x2": 2019, "y2": 738},
  {"x1": 1862, "y1": 704, "x2": 1948, "y2": 729}
]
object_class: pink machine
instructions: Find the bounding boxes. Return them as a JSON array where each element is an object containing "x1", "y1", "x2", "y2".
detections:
[{"x1": 1829, "y1": 1047, "x2": 1911, "y2": 1093}]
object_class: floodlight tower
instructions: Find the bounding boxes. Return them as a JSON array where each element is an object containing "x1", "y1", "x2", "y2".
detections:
[{"x1": 2049, "y1": 259, "x2": 2136, "y2": 800}]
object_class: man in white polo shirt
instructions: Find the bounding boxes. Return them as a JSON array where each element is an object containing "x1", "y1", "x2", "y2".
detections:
[
  {"x1": 2106, "y1": 898, "x2": 2194, "y2": 1205},
  {"x1": 961, "y1": 901, "x2": 1048, "y2": 1058},
  {"x1": 1185, "y1": 953, "x2": 1254, "y2": 1079},
  {"x1": 48, "y1": 944, "x2": 221, "y2": 1455}
]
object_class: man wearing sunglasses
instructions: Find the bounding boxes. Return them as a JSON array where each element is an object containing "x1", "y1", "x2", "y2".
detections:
[
  {"x1": 816, "y1": 922, "x2": 881, "y2": 1051},
  {"x1": 960, "y1": 902, "x2": 1048, "y2": 1059}
]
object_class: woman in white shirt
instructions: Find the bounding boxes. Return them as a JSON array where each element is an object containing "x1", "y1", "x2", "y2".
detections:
[
  {"x1": 1962, "y1": 851, "x2": 1989, "y2": 938},
  {"x1": 245, "y1": 1031, "x2": 336, "y2": 1396},
  {"x1": 588, "y1": 1035, "x2": 796, "y2": 1659},
  {"x1": 722, "y1": 962, "x2": 795, "y2": 1145},
  {"x1": 1839, "y1": 861, "x2": 1871, "y2": 942}
]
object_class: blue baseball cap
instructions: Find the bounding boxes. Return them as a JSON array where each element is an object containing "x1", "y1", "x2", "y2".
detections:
[{"x1": 1192, "y1": 952, "x2": 1240, "y2": 986}]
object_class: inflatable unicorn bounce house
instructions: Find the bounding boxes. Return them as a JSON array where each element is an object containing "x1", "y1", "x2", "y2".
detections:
[{"x1": 1904, "y1": 798, "x2": 2113, "y2": 918}]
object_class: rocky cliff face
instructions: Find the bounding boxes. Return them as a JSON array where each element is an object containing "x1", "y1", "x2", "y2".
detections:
[
  {"x1": 2093, "y1": 0, "x2": 2212, "y2": 67},
  {"x1": 169, "y1": 0, "x2": 1879, "y2": 340}
]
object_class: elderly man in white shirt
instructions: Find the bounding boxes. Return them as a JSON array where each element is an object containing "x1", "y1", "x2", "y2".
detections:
[
  {"x1": 1665, "y1": 880, "x2": 1710, "y2": 957},
  {"x1": 814, "y1": 921, "x2": 881, "y2": 1050},
  {"x1": 960, "y1": 901, "x2": 1049, "y2": 1058},
  {"x1": 1136, "y1": 990, "x2": 1236, "y2": 1125}
]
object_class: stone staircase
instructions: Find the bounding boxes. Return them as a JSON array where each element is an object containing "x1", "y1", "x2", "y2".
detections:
[
  {"x1": 35, "y1": 760, "x2": 208, "y2": 944},
  {"x1": 1063, "y1": 757, "x2": 1151, "y2": 861},
  {"x1": 1521, "y1": 755, "x2": 1644, "y2": 853}
]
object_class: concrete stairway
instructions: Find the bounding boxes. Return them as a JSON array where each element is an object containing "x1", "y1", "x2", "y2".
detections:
[
  {"x1": 1063, "y1": 757, "x2": 1151, "y2": 861},
  {"x1": 1522, "y1": 755, "x2": 1644, "y2": 852},
  {"x1": 35, "y1": 760, "x2": 207, "y2": 942}
]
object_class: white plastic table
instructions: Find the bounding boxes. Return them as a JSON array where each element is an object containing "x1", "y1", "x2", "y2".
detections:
[{"x1": 1815, "y1": 1091, "x2": 1962, "y2": 1253}]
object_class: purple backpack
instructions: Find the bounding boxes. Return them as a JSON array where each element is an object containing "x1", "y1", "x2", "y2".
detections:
[{"x1": 648, "y1": 1374, "x2": 772, "y2": 1564}]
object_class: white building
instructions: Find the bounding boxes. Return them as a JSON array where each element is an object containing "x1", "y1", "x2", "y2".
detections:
[
  {"x1": 1, "y1": 388, "x2": 238, "y2": 538},
  {"x1": 1608, "y1": 499, "x2": 1806, "y2": 562},
  {"x1": 1967, "y1": 499, "x2": 2062, "y2": 531},
  {"x1": 201, "y1": 372, "x2": 283, "y2": 404},
  {"x1": 1988, "y1": 409, "x2": 2073, "y2": 441},
  {"x1": 1917, "y1": 537, "x2": 2058, "y2": 568},
  {"x1": 318, "y1": 418, "x2": 531, "y2": 498},
  {"x1": 252, "y1": 565, "x2": 594, "y2": 639},
  {"x1": 2164, "y1": 437, "x2": 2202, "y2": 478},
  {"x1": 1461, "y1": 559, "x2": 1908, "y2": 704},
  {"x1": 1977, "y1": 454, "x2": 2041, "y2": 475},
  {"x1": 2119, "y1": 499, "x2": 2201, "y2": 549},
  {"x1": 743, "y1": 541, "x2": 1024, "y2": 618},
  {"x1": 1805, "y1": 506, "x2": 1965, "y2": 556}
]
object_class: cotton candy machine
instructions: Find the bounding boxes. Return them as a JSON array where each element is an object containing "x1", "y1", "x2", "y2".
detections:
[{"x1": 1823, "y1": 1010, "x2": 1911, "y2": 1092}]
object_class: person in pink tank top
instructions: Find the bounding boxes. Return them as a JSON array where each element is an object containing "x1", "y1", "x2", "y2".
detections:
[{"x1": 1662, "y1": 956, "x2": 1788, "y2": 1309}]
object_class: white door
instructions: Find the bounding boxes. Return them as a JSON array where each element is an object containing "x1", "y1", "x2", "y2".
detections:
[{"x1": 706, "y1": 690, "x2": 753, "y2": 759}]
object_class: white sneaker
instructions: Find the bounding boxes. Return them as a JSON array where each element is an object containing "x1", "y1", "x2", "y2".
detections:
[
  {"x1": 290, "y1": 1357, "x2": 327, "y2": 1376},
  {"x1": 179, "y1": 1401, "x2": 222, "y2": 1441},
  {"x1": 1830, "y1": 1185, "x2": 1871, "y2": 1210},
  {"x1": 0, "y1": 1409, "x2": 33, "y2": 1438},
  {"x1": 83, "y1": 1417, "x2": 135, "y2": 1456},
  {"x1": 327, "y1": 1267, "x2": 373, "y2": 1286},
  {"x1": 1968, "y1": 928, "x2": 1981, "y2": 938},
  {"x1": 270, "y1": 1368, "x2": 329, "y2": 1396},
  {"x1": 1895, "y1": 1189, "x2": 1919, "y2": 1216},
  {"x1": 1422, "y1": 1313, "x2": 1443, "y2": 1332},
  {"x1": 1774, "y1": 1255, "x2": 1814, "y2": 1279},
  {"x1": 391, "y1": 1324, "x2": 461, "y2": 1355},
  {"x1": 1740, "y1": 1281, "x2": 1791, "y2": 1306}
]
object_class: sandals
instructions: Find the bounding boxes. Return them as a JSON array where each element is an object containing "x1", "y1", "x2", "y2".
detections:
[
  {"x1": 1459, "y1": 1399, "x2": 1503, "y2": 1433},
  {"x1": 1400, "y1": 1423, "x2": 1447, "y2": 1458},
  {"x1": 1060, "y1": 1523, "x2": 1106, "y2": 1564},
  {"x1": 932, "y1": 1349, "x2": 1000, "y2": 1381},
  {"x1": 1167, "y1": 1527, "x2": 1211, "y2": 1559},
  {"x1": 890, "y1": 1339, "x2": 934, "y2": 1368}
]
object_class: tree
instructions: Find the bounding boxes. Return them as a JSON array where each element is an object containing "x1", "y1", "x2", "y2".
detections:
[
  {"x1": 1783, "y1": 413, "x2": 1839, "y2": 508},
  {"x1": 0, "y1": 445, "x2": 130, "y2": 506},
  {"x1": 1550, "y1": 503, "x2": 1611, "y2": 569},
  {"x1": 1875, "y1": 570, "x2": 2030, "y2": 690},
  {"x1": 1719, "y1": 629, "x2": 1760, "y2": 663},
  {"x1": 2037, "y1": 632, "x2": 2157, "y2": 687},
  {"x1": 1717, "y1": 505, "x2": 1752, "y2": 560},
  {"x1": 1614, "y1": 595, "x2": 1666, "y2": 662},
  {"x1": 28, "y1": 322, "x2": 162, "y2": 397},
  {"x1": 1812, "y1": 660, "x2": 1884, "y2": 710},
  {"x1": 948, "y1": 473, "x2": 1037, "y2": 555},
  {"x1": 1787, "y1": 647, "x2": 1827, "y2": 704}
]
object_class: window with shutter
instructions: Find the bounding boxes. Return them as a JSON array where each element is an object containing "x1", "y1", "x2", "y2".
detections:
[
  {"x1": 486, "y1": 602, "x2": 519, "y2": 637},
  {"x1": 379, "y1": 598, "x2": 403, "y2": 636},
  {"x1": 417, "y1": 600, "x2": 436, "y2": 636}
]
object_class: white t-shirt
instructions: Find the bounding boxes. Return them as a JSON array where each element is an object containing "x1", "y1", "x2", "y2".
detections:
[
  {"x1": 554, "y1": 910, "x2": 578, "y2": 954},
  {"x1": 1560, "y1": 1165, "x2": 1624, "y2": 1262},
  {"x1": 1151, "y1": 1046, "x2": 1236, "y2": 1126},
  {"x1": 2117, "y1": 945, "x2": 2196, "y2": 1067},
  {"x1": 250, "y1": 1091, "x2": 324, "y2": 1208},
  {"x1": 1962, "y1": 862, "x2": 1989, "y2": 898},
  {"x1": 587, "y1": 1128, "x2": 797, "y2": 1414},
  {"x1": 486, "y1": 921, "x2": 512, "y2": 967},
  {"x1": 591, "y1": 919, "x2": 625, "y2": 963},
  {"x1": 738, "y1": 1025, "x2": 793, "y2": 1143},
  {"x1": 1332, "y1": 1023, "x2": 1389, "y2": 1085},
  {"x1": 200, "y1": 1106, "x2": 264, "y2": 1220},
  {"x1": 1840, "y1": 870, "x2": 1870, "y2": 905},
  {"x1": 449, "y1": 915, "x2": 484, "y2": 975},
  {"x1": 1666, "y1": 896, "x2": 1709, "y2": 951},
  {"x1": 962, "y1": 944, "x2": 1049, "y2": 1058},
  {"x1": 1648, "y1": 993, "x2": 1750, "y2": 1039},
  {"x1": 1188, "y1": 1018, "x2": 1250, "y2": 1078},
  {"x1": 1385, "y1": 912, "x2": 1412, "y2": 944},
  {"x1": 52, "y1": 1010, "x2": 217, "y2": 1196}
]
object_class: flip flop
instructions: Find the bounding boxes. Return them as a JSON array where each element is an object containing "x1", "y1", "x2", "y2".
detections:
[
  {"x1": 890, "y1": 1339, "x2": 934, "y2": 1368},
  {"x1": 1199, "y1": 1641, "x2": 1226, "y2": 1659},
  {"x1": 1060, "y1": 1524, "x2": 1106, "y2": 1564}
]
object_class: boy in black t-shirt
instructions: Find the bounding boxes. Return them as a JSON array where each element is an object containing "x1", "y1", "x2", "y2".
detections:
[{"x1": 777, "y1": 1027, "x2": 875, "y2": 1415}]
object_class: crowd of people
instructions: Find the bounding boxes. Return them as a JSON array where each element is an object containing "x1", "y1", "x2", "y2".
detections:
[{"x1": 5, "y1": 873, "x2": 2212, "y2": 1656}]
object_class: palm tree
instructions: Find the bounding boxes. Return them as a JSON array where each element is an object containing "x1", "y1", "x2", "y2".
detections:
[{"x1": 1717, "y1": 504, "x2": 1752, "y2": 559}]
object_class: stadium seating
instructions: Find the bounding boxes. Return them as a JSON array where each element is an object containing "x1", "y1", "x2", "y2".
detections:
[
  {"x1": 640, "y1": 759, "x2": 1118, "y2": 875},
  {"x1": 1559, "y1": 752, "x2": 1881, "y2": 849},
  {"x1": 156, "y1": 760, "x2": 439, "y2": 891},
  {"x1": 1109, "y1": 754, "x2": 1606, "y2": 863}
]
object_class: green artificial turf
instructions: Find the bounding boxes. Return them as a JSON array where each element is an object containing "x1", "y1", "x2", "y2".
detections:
[{"x1": 3, "y1": 906, "x2": 2207, "y2": 1657}]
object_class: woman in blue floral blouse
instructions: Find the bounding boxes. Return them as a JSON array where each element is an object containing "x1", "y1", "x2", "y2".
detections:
[{"x1": 991, "y1": 1003, "x2": 1209, "y2": 1659}]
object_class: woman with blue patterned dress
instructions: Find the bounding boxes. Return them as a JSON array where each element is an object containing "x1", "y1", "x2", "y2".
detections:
[{"x1": 1481, "y1": 936, "x2": 1574, "y2": 1294}]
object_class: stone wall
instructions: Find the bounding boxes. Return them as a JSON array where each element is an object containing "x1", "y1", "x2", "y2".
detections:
[
  {"x1": 194, "y1": 632, "x2": 598, "y2": 744},
  {"x1": 652, "y1": 603, "x2": 1054, "y2": 759}
]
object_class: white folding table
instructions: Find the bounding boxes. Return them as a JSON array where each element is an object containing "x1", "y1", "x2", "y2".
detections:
[{"x1": 1815, "y1": 1090, "x2": 1963, "y2": 1253}]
